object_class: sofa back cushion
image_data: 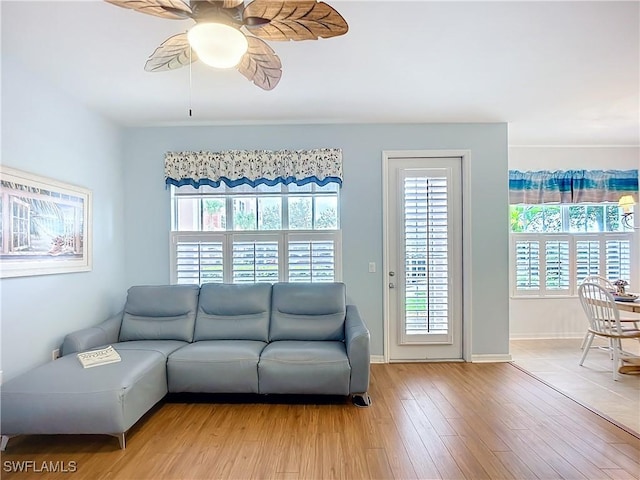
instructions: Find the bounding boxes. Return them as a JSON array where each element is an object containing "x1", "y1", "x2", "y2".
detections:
[
  {"x1": 270, "y1": 283, "x2": 346, "y2": 341},
  {"x1": 194, "y1": 283, "x2": 272, "y2": 341},
  {"x1": 119, "y1": 285, "x2": 200, "y2": 342}
]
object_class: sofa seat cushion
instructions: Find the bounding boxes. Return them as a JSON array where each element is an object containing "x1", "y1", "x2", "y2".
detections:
[
  {"x1": 112, "y1": 340, "x2": 188, "y2": 358},
  {"x1": 1, "y1": 349, "x2": 167, "y2": 436},
  {"x1": 258, "y1": 341, "x2": 350, "y2": 395},
  {"x1": 167, "y1": 340, "x2": 267, "y2": 393}
]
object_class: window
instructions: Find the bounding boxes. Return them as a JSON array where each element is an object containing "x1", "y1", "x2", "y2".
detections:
[
  {"x1": 510, "y1": 204, "x2": 636, "y2": 296},
  {"x1": 170, "y1": 183, "x2": 341, "y2": 284},
  {"x1": 404, "y1": 175, "x2": 450, "y2": 335},
  {"x1": 11, "y1": 198, "x2": 30, "y2": 251}
]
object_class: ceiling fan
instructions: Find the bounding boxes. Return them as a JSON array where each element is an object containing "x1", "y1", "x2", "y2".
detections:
[{"x1": 105, "y1": 0, "x2": 349, "y2": 90}]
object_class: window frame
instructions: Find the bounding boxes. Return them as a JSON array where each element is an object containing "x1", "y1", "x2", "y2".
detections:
[
  {"x1": 169, "y1": 184, "x2": 342, "y2": 285},
  {"x1": 509, "y1": 203, "x2": 637, "y2": 298}
]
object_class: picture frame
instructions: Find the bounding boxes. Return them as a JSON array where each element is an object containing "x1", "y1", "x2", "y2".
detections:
[{"x1": 0, "y1": 166, "x2": 92, "y2": 278}]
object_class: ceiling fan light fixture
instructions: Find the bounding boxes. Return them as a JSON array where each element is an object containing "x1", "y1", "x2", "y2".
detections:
[{"x1": 187, "y1": 22, "x2": 248, "y2": 69}]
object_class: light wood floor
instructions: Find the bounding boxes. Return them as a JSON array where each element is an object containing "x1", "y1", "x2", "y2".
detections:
[
  {"x1": 2, "y1": 362, "x2": 639, "y2": 480},
  {"x1": 511, "y1": 338, "x2": 640, "y2": 436}
]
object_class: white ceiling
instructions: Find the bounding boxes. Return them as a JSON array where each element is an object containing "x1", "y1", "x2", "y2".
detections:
[{"x1": 2, "y1": 0, "x2": 639, "y2": 145}]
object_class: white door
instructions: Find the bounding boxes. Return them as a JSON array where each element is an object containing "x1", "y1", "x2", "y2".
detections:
[{"x1": 385, "y1": 155, "x2": 463, "y2": 361}]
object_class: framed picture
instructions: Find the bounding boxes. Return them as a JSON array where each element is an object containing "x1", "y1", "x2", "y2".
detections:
[{"x1": 0, "y1": 166, "x2": 92, "y2": 278}]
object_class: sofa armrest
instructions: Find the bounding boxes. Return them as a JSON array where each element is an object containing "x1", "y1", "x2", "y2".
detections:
[
  {"x1": 61, "y1": 312, "x2": 123, "y2": 355},
  {"x1": 344, "y1": 305, "x2": 370, "y2": 394}
]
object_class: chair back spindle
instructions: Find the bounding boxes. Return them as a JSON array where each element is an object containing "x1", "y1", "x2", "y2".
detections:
[{"x1": 579, "y1": 282, "x2": 622, "y2": 336}]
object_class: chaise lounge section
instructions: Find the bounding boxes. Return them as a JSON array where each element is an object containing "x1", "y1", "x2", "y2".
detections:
[{"x1": 1, "y1": 282, "x2": 370, "y2": 450}]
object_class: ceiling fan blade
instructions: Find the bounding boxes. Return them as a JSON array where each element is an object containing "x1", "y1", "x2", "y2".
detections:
[
  {"x1": 145, "y1": 33, "x2": 197, "y2": 72},
  {"x1": 105, "y1": 0, "x2": 192, "y2": 19},
  {"x1": 237, "y1": 36, "x2": 282, "y2": 90},
  {"x1": 222, "y1": 0, "x2": 245, "y2": 8},
  {"x1": 199, "y1": 0, "x2": 245, "y2": 10},
  {"x1": 243, "y1": 0, "x2": 348, "y2": 41}
]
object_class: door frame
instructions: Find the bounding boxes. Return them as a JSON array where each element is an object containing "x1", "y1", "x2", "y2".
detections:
[{"x1": 382, "y1": 150, "x2": 473, "y2": 363}]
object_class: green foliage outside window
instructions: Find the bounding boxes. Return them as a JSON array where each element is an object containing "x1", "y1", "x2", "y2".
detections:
[
  {"x1": 259, "y1": 204, "x2": 281, "y2": 230},
  {"x1": 234, "y1": 211, "x2": 256, "y2": 230},
  {"x1": 204, "y1": 199, "x2": 224, "y2": 214},
  {"x1": 510, "y1": 204, "x2": 627, "y2": 233},
  {"x1": 289, "y1": 198, "x2": 312, "y2": 229},
  {"x1": 316, "y1": 207, "x2": 338, "y2": 229}
]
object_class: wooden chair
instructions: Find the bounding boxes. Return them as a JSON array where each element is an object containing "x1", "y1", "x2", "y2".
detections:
[
  {"x1": 581, "y1": 275, "x2": 615, "y2": 290},
  {"x1": 578, "y1": 282, "x2": 640, "y2": 380},
  {"x1": 579, "y1": 276, "x2": 616, "y2": 349},
  {"x1": 579, "y1": 275, "x2": 639, "y2": 349}
]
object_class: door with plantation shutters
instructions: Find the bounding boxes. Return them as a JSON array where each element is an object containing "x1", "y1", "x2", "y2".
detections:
[{"x1": 385, "y1": 156, "x2": 462, "y2": 361}]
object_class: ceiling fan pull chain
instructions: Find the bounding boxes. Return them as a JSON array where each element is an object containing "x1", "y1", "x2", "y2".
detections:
[{"x1": 188, "y1": 45, "x2": 193, "y2": 117}]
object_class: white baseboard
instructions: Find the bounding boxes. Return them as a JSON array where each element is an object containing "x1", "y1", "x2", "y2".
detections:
[
  {"x1": 509, "y1": 333, "x2": 584, "y2": 340},
  {"x1": 470, "y1": 354, "x2": 513, "y2": 363},
  {"x1": 370, "y1": 354, "x2": 514, "y2": 364}
]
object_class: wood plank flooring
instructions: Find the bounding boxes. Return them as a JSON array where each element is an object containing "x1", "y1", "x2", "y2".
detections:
[{"x1": 1, "y1": 362, "x2": 639, "y2": 480}]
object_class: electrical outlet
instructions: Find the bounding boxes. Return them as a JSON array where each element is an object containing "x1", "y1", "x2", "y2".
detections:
[{"x1": 52, "y1": 348, "x2": 60, "y2": 361}]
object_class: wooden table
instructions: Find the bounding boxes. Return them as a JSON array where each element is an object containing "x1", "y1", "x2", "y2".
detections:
[
  {"x1": 615, "y1": 299, "x2": 640, "y2": 314},
  {"x1": 613, "y1": 298, "x2": 640, "y2": 374}
]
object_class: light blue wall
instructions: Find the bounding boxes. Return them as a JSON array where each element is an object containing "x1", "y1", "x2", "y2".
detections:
[
  {"x1": 123, "y1": 123, "x2": 509, "y2": 357},
  {"x1": 0, "y1": 58, "x2": 127, "y2": 381},
  {"x1": 0, "y1": 57, "x2": 509, "y2": 372}
]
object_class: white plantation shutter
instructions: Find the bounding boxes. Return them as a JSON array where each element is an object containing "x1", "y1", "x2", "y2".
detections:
[
  {"x1": 511, "y1": 236, "x2": 572, "y2": 295},
  {"x1": 232, "y1": 240, "x2": 279, "y2": 283},
  {"x1": 288, "y1": 235, "x2": 336, "y2": 283},
  {"x1": 574, "y1": 238, "x2": 630, "y2": 285},
  {"x1": 576, "y1": 240, "x2": 600, "y2": 284},
  {"x1": 170, "y1": 231, "x2": 341, "y2": 284},
  {"x1": 511, "y1": 233, "x2": 635, "y2": 296},
  {"x1": 402, "y1": 175, "x2": 450, "y2": 339},
  {"x1": 606, "y1": 239, "x2": 631, "y2": 281},
  {"x1": 514, "y1": 240, "x2": 541, "y2": 292},
  {"x1": 545, "y1": 239, "x2": 570, "y2": 292},
  {"x1": 172, "y1": 235, "x2": 224, "y2": 285}
]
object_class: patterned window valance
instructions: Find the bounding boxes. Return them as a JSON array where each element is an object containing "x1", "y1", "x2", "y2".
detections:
[
  {"x1": 165, "y1": 149, "x2": 343, "y2": 188},
  {"x1": 509, "y1": 169, "x2": 639, "y2": 204}
]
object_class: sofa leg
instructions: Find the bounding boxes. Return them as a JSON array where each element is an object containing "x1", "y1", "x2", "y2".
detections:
[
  {"x1": 352, "y1": 393, "x2": 372, "y2": 407},
  {"x1": 1, "y1": 435, "x2": 10, "y2": 451},
  {"x1": 112, "y1": 433, "x2": 126, "y2": 449}
]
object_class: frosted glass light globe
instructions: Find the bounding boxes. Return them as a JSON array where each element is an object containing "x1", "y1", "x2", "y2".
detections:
[{"x1": 188, "y1": 23, "x2": 248, "y2": 69}]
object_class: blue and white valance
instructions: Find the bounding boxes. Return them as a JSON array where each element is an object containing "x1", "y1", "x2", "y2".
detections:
[
  {"x1": 165, "y1": 149, "x2": 343, "y2": 188},
  {"x1": 509, "y1": 169, "x2": 639, "y2": 204}
]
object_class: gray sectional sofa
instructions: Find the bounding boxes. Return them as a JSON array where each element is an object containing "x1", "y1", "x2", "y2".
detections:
[{"x1": 1, "y1": 282, "x2": 371, "y2": 450}]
